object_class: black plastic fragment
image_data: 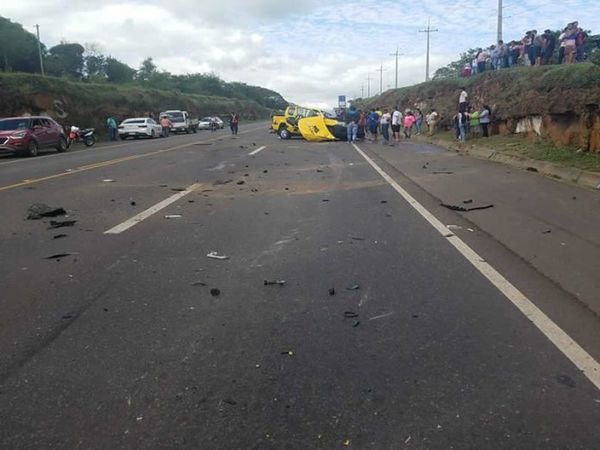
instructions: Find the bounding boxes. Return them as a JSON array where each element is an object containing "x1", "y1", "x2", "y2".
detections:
[{"x1": 48, "y1": 220, "x2": 77, "y2": 229}]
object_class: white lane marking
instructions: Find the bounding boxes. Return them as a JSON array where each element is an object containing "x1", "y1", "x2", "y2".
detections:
[
  {"x1": 104, "y1": 183, "x2": 200, "y2": 234},
  {"x1": 351, "y1": 143, "x2": 600, "y2": 391},
  {"x1": 248, "y1": 146, "x2": 266, "y2": 156}
]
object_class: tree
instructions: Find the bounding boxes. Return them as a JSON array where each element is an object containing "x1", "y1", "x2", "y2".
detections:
[
  {"x1": 0, "y1": 16, "x2": 45, "y2": 73},
  {"x1": 105, "y1": 57, "x2": 136, "y2": 83},
  {"x1": 46, "y1": 42, "x2": 85, "y2": 79},
  {"x1": 136, "y1": 57, "x2": 158, "y2": 81},
  {"x1": 84, "y1": 42, "x2": 106, "y2": 81}
]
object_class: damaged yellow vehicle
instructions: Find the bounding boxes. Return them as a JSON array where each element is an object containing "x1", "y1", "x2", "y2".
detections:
[{"x1": 272, "y1": 105, "x2": 353, "y2": 142}]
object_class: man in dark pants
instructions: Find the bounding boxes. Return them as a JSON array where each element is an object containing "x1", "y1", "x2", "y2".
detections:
[{"x1": 229, "y1": 112, "x2": 239, "y2": 135}]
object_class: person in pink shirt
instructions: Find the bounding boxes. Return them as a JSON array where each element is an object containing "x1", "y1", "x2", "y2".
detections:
[{"x1": 403, "y1": 111, "x2": 416, "y2": 138}]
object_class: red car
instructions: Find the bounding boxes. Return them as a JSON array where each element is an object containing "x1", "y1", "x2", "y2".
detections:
[{"x1": 0, "y1": 116, "x2": 68, "y2": 157}]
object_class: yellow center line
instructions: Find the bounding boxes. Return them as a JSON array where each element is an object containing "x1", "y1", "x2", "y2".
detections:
[{"x1": 0, "y1": 126, "x2": 266, "y2": 193}]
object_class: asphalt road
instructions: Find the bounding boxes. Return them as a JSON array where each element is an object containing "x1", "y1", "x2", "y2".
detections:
[{"x1": 0, "y1": 125, "x2": 599, "y2": 449}]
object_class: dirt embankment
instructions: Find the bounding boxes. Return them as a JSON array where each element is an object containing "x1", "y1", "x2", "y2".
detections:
[
  {"x1": 367, "y1": 63, "x2": 600, "y2": 152},
  {"x1": 0, "y1": 73, "x2": 272, "y2": 134}
]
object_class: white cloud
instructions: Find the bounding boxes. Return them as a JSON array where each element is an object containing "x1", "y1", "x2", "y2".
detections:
[{"x1": 3, "y1": 0, "x2": 599, "y2": 109}]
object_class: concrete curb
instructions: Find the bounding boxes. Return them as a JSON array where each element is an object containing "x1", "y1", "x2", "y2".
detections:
[{"x1": 418, "y1": 137, "x2": 600, "y2": 191}]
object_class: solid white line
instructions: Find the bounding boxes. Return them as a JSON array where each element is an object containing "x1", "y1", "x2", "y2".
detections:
[
  {"x1": 351, "y1": 142, "x2": 600, "y2": 391},
  {"x1": 104, "y1": 183, "x2": 201, "y2": 234},
  {"x1": 248, "y1": 146, "x2": 266, "y2": 156}
]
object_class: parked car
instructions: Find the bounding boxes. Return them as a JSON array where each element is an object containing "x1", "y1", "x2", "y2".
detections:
[
  {"x1": 161, "y1": 110, "x2": 199, "y2": 134},
  {"x1": 0, "y1": 116, "x2": 67, "y2": 157},
  {"x1": 198, "y1": 116, "x2": 225, "y2": 130},
  {"x1": 118, "y1": 118, "x2": 163, "y2": 139}
]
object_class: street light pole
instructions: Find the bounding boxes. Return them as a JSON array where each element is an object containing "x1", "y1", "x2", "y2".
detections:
[
  {"x1": 360, "y1": 84, "x2": 365, "y2": 98},
  {"x1": 35, "y1": 24, "x2": 45, "y2": 76},
  {"x1": 389, "y1": 47, "x2": 403, "y2": 89},
  {"x1": 367, "y1": 73, "x2": 371, "y2": 98},
  {"x1": 497, "y1": 0, "x2": 503, "y2": 43},
  {"x1": 419, "y1": 18, "x2": 438, "y2": 82},
  {"x1": 376, "y1": 64, "x2": 387, "y2": 95}
]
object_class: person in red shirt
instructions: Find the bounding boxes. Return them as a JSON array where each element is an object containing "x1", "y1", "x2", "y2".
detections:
[
  {"x1": 160, "y1": 115, "x2": 173, "y2": 137},
  {"x1": 403, "y1": 112, "x2": 416, "y2": 139}
]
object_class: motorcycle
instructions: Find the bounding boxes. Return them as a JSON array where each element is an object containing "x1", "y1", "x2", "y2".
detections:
[{"x1": 67, "y1": 126, "x2": 96, "y2": 148}]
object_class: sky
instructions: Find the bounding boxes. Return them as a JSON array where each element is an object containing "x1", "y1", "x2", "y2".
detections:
[{"x1": 3, "y1": 0, "x2": 598, "y2": 109}]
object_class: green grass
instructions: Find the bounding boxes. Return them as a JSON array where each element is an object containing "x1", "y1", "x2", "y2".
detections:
[{"x1": 432, "y1": 131, "x2": 600, "y2": 172}]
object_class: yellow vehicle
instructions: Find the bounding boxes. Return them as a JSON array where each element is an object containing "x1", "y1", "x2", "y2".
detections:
[{"x1": 271, "y1": 105, "x2": 346, "y2": 141}]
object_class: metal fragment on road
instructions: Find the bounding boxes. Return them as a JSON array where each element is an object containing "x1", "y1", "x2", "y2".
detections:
[
  {"x1": 346, "y1": 284, "x2": 360, "y2": 291},
  {"x1": 207, "y1": 251, "x2": 229, "y2": 260},
  {"x1": 48, "y1": 220, "x2": 77, "y2": 229},
  {"x1": 369, "y1": 312, "x2": 396, "y2": 321},
  {"x1": 344, "y1": 311, "x2": 359, "y2": 318},
  {"x1": 264, "y1": 280, "x2": 286, "y2": 286},
  {"x1": 103, "y1": 179, "x2": 114, "y2": 183},
  {"x1": 164, "y1": 214, "x2": 182, "y2": 219},
  {"x1": 27, "y1": 203, "x2": 67, "y2": 220}
]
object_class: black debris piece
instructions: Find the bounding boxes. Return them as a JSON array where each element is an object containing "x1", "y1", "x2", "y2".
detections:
[
  {"x1": 353, "y1": 321, "x2": 361, "y2": 327},
  {"x1": 316, "y1": 169, "x2": 324, "y2": 173},
  {"x1": 188, "y1": 200, "x2": 195, "y2": 203},
  {"x1": 251, "y1": 188, "x2": 259, "y2": 193},
  {"x1": 440, "y1": 203, "x2": 494, "y2": 212},
  {"x1": 48, "y1": 220, "x2": 77, "y2": 229},
  {"x1": 542, "y1": 230, "x2": 552, "y2": 234},
  {"x1": 344, "y1": 311, "x2": 359, "y2": 318},
  {"x1": 244, "y1": 174, "x2": 249, "y2": 177},
  {"x1": 322, "y1": 199, "x2": 330, "y2": 202},
  {"x1": 213, "y1": 179, "x2": 233, "y2": 185},
  {"x1": 264, "y1": 280, "x2": 286, "y2": 286},
  {"x1": 263, "y1": 169, "x2": 268, "y2": 173},
  {"x1": 329, "y1": 288, "x2": 335, "y2": 296},
  {"x1": 351, "y1": 237, "x2": 365, "y2": 241},
  {"x1": 171, "y1": 188, "x2": 186, "y2": 192},
  {"x1": 27, "y1": 203, "x2": 67, "y2": 220},
  {"x1": 412, "y1": 314, "x2": 419, "y2": 318},
  {"x1": 223, "y1": 398, "x2": 237, "y2": 406},
  {"x1": 130, "y1": 201, "x2": 136, "y2": 206},
  {"x1": 45, "y1": 253, "x2": 76, "y2": 260},
  {"x1": 236, "y1": 180, "x2": 245, "y2": 185},
  {"x1": 556, "y1": 374, "x2": 576, "y2": 388},
  {"x1": 346, "y1": 284, "x2": 360, "y2": 291},
  {"x1": 462, "y1": 199, "x2": 473, "y2": 204},
  {"x1": 191, "y1": 281, "x2": 207, "y2": 287},
  {"x1": 432, "y1": 171, "x2": 454, "y2": 175},
  {"x1": 284, "y1": 187, "x2": 289, "y2": 191},
  {"x1": 385, "y1": 213, "x2": 392, "y2": 217},
  {"x1": 160, "y1": 184, "x2": 168, "y2": 187},
  {"x1": 572, "y1": 196, "x2": 577, "y2": 200},
  {"x1": 252, "y1": 143, "x2": 257, "y2": 146},
  {"x1": 264, "y1": 212, "x2": 270, "y2": 215},
  {"x1": 210, "y1": 288, "x2": 221, "y2": 296},
  {"x1": 380, "y1": 200, "x2": 388, "y2": 204},
  {"x1": 526, "y1": 167, "x2": 539, "y2": 172},
  {"x1": 53, "y1": 234, "x2": 68, "y2": 240},
  {"x1": 62, "y1": 314, "x2": 74, "y2": 320},
  {"x1": 239, "y1": 145, "x2": 246, "y2": 149}
]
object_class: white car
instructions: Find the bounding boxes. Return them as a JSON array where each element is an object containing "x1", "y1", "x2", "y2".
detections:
[
  {"x1": 118, "y1": 118, "x2": 163, "y2": 139},
  {"x1": 198, "y1": 116, "x2": 225, "y2": 130}
]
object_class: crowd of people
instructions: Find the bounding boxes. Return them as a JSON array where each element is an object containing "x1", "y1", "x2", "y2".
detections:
[
  {"x1": 462, "y1": 21, "x2": 588, "y2": 77},
  {"x1": 345, "y1": 105, "x2": 440, "y2": 145},
  {"x1": 454, "y1": 89, "x2": 492, "y2": 143}
]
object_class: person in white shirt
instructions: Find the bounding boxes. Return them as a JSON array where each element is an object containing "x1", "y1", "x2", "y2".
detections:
[
  {"x1": 459, "y1": 89, "x2": 468, "y2": 113},
  {"x1": 391, "y1": 107, "x2": 402, "y2": 143},
  {"x1": 380, "y1": 108, "x2": 392, "y2": 145},
  {"x1": 426, "y1": 109, "x2": 439, "y2": 136}
]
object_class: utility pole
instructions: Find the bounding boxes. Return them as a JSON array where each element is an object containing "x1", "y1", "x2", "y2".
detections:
[
  {"x1": 376, "y1": 64, "x2": 387, "y2": 95},
  {"x1": 389, "y1": 47, "x2": 403, "y2": 89},
  {"x1": 497, "y1": 0, "x2": 503, "y2": 43},
  {"x1": 35, "y1": 24, "x2": 44, "y2": 76},
  {"x1": 360, "y1": 84, "x2": 365, "y2": 98},
  {"x1": 419, "y1": 18, "x2": 438, "y2": 82},
  {"x1": 367, "y1": 73, "x2": 371, "y2": 98}
]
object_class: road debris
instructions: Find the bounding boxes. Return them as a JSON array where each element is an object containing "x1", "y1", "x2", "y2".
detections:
[
  {"x1": 329, "y1": 288, "x2": 336, "y2": 296},
  {"x1": 164, "y1": 214, "x2": 182, "y2": 219},
  {"x1": 210, "y1": 288, "x2": 221, "y2": 296},
  {"x1": 346, "y1": 284, "x2": 360, "y2": 291},
  {"x1": 446, "y1": 225, "x2": 462, "y2": 230},
  {"x1": 542, "y1": 230, "x2": 552, "y2": 234},
  {"x1": 343, "y1": 439, "x2": 351, "y2": 446},
  {"x1": 62, "y1": 314, "x2": 74, "y2": 320},
  {"x1": 45, "y1": 252, "x2": 79, "y2": 260},
  {"x1": 369, "y1": 312, "x2": 396, "y2": 321},
  {"x1": 213, "y1": 179, "x2": 233, "y2": 185},
  {"x1": 222, "y1": 398, "x2": 237, "y2": 406},
  {"x1": 281, "y1": 351, "x2": 294, "y2": 356},
  {"x1": 48, "y1": 220, "x2": 77, "y2": 229},
  {"x1": 191, "y1": 281, "x2": 207, "y2": 287},
  {"x1": 441, "y1": 203, "x2": 494, "y2": 212},
  {"x1": 264, "y1": 280, "x2": 286, "y2": 286},
  {"x1": 207, "y1": 251, "x2": 229, "y2": 260},
  {"x1": 171, "y1": 187, "x2": 186, "y2": 192},
  {"x1": 353, "y1": 321, "x2": 360, "y2": 327},
  {"x1": 556, "y1": 374, "x2": 576, "y2": 388},
  {"x1": 53, "y1": 234, "x2": 68, "y2": 239},
  {"x1": 236, "y1": 180, "x2": 245, "y2": 185},
  {"x1": 350, "y1": 237, "x2": 365, "y2": 241},
  {"x1": 344, "y1": 311, "x2": 359, "y2": 318},
  {"x1": 432, "y1": 171, "x2": 454, "y2": 174},
  {"x1": 380, "y1": 200, "x2": 388, "y2": 204},
  {"x1": 103, "y1": 179, "x2": 114, "y2": 183},
  {"x1": 526, "y1": 167, "x2": 538, "y2": 172},
  {"x1": 463, "y1": 199, "x2": 473, "y2": 204},
  {"x1": 27, "y1": 203, "x2": 66, "y2": 220},
  {"x1": 130, "y1": 201, "x2": 136, "y2": 206}
]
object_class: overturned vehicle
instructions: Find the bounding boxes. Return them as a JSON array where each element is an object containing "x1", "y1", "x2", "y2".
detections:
[{"x1": 271, "y1": 105, "x2": 364, "y2": 142}]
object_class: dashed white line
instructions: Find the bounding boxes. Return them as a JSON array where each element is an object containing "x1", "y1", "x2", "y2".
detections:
[
  {"x1": 351, "y1": 142, "x2": 600, "y2": 391},
  {"x1": 248, "y1": 146, "x2": 266, "y2": 156},
  {"x1": 104, "y1": 183, "x2": 201, "y2": 234}
]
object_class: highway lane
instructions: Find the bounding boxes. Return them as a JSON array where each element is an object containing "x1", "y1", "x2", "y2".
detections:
[{"x1": 0, "y1": 125, "x2": 599, "y2": 448}]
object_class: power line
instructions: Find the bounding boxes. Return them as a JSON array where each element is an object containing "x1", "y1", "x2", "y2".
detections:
[{"x1": 419, "y1": 18, "x2": 438, "y2": 82}]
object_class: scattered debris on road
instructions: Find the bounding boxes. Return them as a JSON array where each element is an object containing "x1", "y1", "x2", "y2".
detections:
[
  {"x1": 102, "y1": 179, "x2": 114, "y2": 183},
  {"x1": 329, "y1": 288, "x2": 336, "y2": 296},
  {"x1": 53, "y1": 234, "x2": 68, "y2": 239},
  {"x1": 236, "y1": 180, "x2": 245, "y2": 185},
  {"x1": 210, "y1": 288, "x2": 221, "y2": 296},
  {"x1": 556, "y1": 374, "x2": 576, "y2": 388},
  {"x1": 542, "y1": 230, "x2": 552, "y2": 234},
  {"x1": 171, "y1": 188, "x2": 186, "y2": 192},
  {"x1": 191, "y1": 281, "x2": 207, "y2": 287},
  {"x1": 164, "y1": 214, "x2": 182, "y2": 219},
  {"x1": 447, "y1": 225, "x2": 462, "y2": 230},
  {"x1": 222, "y1": 398, "x2": 237, "y2": 406},
  {"x1": 344, "y1": 311, "x2": 359, "y2": 318},
  {"x1": 526, "y1": 167, "x2": 539, "y2": 172},
  {"x1": 27, "y1": 203, "x2": 66, "y2": 220},
  {"x1": 281, "y1": 351, "x2": 294, "y2": 356},
  {"x1": 346, "y1": 284, "x2": 360, "y2": 291},
  {"x1": 213, "y1": 179, "x2": 233, "y2": 185},
  {"x1": 463, "y1": 199, "x2": 473, "y2": 204},
  {"x1": 264, "y1": 280, "x2": 286, "y2": 286},
  {"x1": 62, "y1": 314, "x2": 74, "y2": 320},
  {"x1": 48, "y1": 220, "x2": 77, "y2": 229},
  {"x1": 441, "y1": 203, "x2": 494, "y2": 212},
  {"x1": 369, "y1": 312, "x2": 396, "y2": 321},
  {"x1": 207, "y1": 251, "x2": 229, "y2": 260},
  {"x1": 433, "y1": 171, "x2": 454, "y2": 175}
]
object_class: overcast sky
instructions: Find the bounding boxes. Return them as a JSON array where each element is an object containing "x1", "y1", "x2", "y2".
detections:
[{"x1": 4, "y1": 0, "x2": 598, "y2": 109}]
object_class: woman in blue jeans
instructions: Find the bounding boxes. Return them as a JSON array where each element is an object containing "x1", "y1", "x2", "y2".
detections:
[{"x1": 415, "y1": 109, "x2": 423, "y2": 135}]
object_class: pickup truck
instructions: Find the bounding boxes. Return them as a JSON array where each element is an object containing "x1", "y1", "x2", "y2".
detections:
[{"x1": 161, "y1": 110, "x2": 199, "y2": 134}]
